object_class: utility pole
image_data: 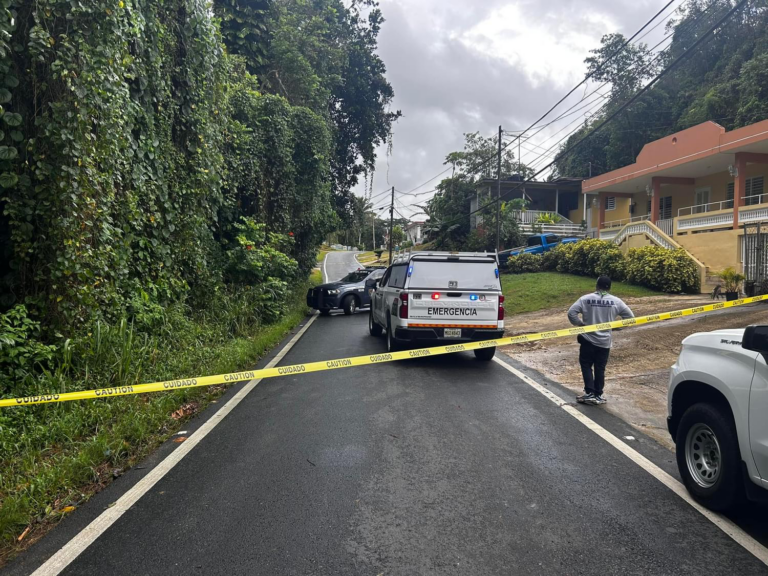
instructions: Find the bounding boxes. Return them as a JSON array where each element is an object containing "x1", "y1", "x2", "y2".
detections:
[
  {"x1": 388, "y1": 186, "x2": 395, "y2": 263},
  {"x1": 372, "y1": 212, "x2": 376, "y2": 251},
  {"x1": 496, "y1": 125, "x2": 502, "y2": 253}
]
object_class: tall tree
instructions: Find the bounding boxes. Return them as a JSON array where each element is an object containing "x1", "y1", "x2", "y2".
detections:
[
  {"x1": 214, "y1": 0, "x2": 273, "y2": 73},
  {"x1": 259, "y1": 0, "x2": 401, "y2": 223}
]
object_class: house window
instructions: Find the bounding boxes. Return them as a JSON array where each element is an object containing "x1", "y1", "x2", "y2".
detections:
[
  {"x1": 746, "y1": 176, "x2": 764, "y2": 206},
  {"x1": 648, "y1": 197, "x2": 672, "y2": 220},
  {"x1": 647, "y1": 199, "x2": 652, "y2": 215},
  {"x1": 605, "y1": 196, "x2": 616, "y2": 211},
  {"x1": 728, "y1": 177, "x2": 765, "y2": 206},
  {"x1": 659, "y1": 196, "x2": 672, "y2": 220}
]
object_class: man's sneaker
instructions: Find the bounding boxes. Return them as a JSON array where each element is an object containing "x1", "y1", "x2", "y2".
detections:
[
  {"x1": 576, "y1": 393, "x2": 595, "y2": 404},
  {"x1": 592, "y1": 395, "x2": 607, "y2": 405}
]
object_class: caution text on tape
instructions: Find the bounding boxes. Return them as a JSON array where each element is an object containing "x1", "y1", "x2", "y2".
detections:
[{"x1": 2, "y1": 295, "x2": 766, "y2": 408}]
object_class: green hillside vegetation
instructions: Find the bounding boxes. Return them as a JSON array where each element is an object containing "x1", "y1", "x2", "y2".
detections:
[{"x1": 0, "y1": 0, "x2": 396, "y2": 553}]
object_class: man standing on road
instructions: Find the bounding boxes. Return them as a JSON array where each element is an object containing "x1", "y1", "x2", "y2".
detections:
[{"x1": 567, "y1": 276, "x2": 634, "y2": 406}]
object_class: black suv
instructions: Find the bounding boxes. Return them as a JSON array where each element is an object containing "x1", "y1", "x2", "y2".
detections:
[{"x1": 307, "y1": 267, "x2": 386, "y2": 315}]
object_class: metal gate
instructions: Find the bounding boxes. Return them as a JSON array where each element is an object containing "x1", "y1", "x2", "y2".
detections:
[{"x1": 743, "y1": 222, "x2": 768, "y2": 296}]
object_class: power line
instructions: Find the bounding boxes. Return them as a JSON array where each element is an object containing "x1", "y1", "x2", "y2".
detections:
[
  {"x1": 521, "y1": 3, "x2": 720, "y2": 175},
  {"x1": 508, "y1": 0, "x2": 721, "y2": 172},
  {"x1": 428, "y1": 0, "x2": 749, "y2": 232},
  {"x1": 398, "y1": 0, "x2": 721, "y2": 216},
  {"x1": 386, "y1": 1, "x2": 677, "y2": 201}
]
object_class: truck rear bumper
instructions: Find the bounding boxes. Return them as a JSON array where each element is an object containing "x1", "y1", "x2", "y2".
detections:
[{"x1": 393, "y1": 327, "x2": 504, "y2": 344}]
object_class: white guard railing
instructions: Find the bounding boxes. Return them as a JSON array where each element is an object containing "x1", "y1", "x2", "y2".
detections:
[
  {"x1": 743, "y1": 194, "x2": 768, "y2": 206},
  {"x1": 740, "y1": 206, "x2": 768, "y2": 224},
  {"x1": 655, "y1": 218, "x2": 673, "y2": 237},
  {"x1": 512, "y1": 210, "x2": 574, "y2": 225},
  {"x1": 678, "y1": 200, "x2": 734, "y2": 217},
  {"x1": 677, "y1": 212, "x2": 734, "y2": 230},
  {"x1": 613, "y1": 221, "x2": 676, "y2": 250},
  {"x1": 602, "y1": 215, "x2": 649, "y2": 229}
]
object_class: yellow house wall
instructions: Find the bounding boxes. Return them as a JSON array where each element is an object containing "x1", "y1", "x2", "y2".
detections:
[
  {"x1": 674, "y1": 228, "x2": 742, "y2": 273},
  {"x1": 694, "y1": 172, "x2": 731, "y2": 205},
  {"x1": 616, "y1": 233, "x2": 652, "y2": 255},
  {"x1": 571, "y1": 194, "x2": 600, "y2": 227},
  {"x1": 603, "y1": 195, "x2": 632, "y2": 224}
]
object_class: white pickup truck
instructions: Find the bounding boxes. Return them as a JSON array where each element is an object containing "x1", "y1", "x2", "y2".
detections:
[
  {"x1": 668, "y1": 324, "x2": 768, "y2": 510},
  {"x1": 368, "y1": 252, "x2": 505, "y2": 360}
]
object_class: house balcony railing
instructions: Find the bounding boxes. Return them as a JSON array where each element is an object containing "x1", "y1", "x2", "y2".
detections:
[
  {"x1": 744, "y1": 193, "x2": 768, "y2": 206},
  {"x1": 512, "y1": 209, "x2": 574, "y2": 225},
  {"x1": 599, "y1": 195, "x2": 768, "y2": 237},
  {"x1": 602, "y1": 215, "x2": 650, "y2": 229},
  {"x1": 678, "y1": 199, "x2": 734, "y2": 217}
]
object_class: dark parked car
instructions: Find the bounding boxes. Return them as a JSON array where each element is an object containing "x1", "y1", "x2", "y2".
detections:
[{"x1": 307, "y1": 267, "x2": 386, "y2": 315}]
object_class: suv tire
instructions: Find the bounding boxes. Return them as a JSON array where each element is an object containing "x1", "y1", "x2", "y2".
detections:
[
  {"x1": 386, "y1": 315, "x2": 399, "y2": 352},
  {"x1": 474, "y1": 347, "x2": 496, "y2": 361},
  {"x1": 319, "y1": 309, "x2": 331, "y2": 316},
  {"x1": 675, "y1": 402, "x2": 743, "y2": 511},
  {"x1": 342, "y1": 295, "x2": 357, "y2": 315},
  {"x1": 369, "y1": 309, "x2": 383, "y2": 336}
]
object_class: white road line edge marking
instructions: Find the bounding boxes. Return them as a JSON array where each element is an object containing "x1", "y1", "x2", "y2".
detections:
[
  {"x1": 322, "y1": 252, "x2": 330, "y2": 284},
  {"x1": 32, "y1": 313, "x2": 320, "y2": 576},
  {"x1": 492, "y1": 356, "x2": 768, "y2": 567}
]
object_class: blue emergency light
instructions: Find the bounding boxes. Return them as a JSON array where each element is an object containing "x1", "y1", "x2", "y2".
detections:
[{"x1": 469, "y1": 294, "x2": 479, "y2": 301}]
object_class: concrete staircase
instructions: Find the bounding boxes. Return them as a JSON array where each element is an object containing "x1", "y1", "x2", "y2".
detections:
[{"x1": 605, "y1": 220, "x2": 714, "y2": 294}]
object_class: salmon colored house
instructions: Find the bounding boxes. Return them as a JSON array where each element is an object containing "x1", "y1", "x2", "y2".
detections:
[{"x1": 573, "y1": 119, "x2": 768, "y2": 292}]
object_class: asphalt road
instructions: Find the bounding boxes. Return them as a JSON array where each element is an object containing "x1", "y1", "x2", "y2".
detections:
[
  {"x1": 6, "y1": 252, "x2": 768, "y2": 575},
  {"x1": 323, "y1": 250, "x2": 360, "y2": 283}
]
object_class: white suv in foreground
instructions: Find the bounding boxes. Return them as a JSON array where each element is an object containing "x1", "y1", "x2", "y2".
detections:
[
  {"x1": 368, "y1": 252, "x2": 505, "y2": 360},
  {"x1": 668, "y1": 325, "x2": 768, "y2": 510}
]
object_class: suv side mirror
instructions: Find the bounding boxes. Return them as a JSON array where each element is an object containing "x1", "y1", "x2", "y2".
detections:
[{"x1": 742, "y1": 325, "x2": 768, "y2": 355}]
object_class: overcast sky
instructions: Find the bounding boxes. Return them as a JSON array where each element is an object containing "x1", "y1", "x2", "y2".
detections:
[{"x1": 356, "y1": 0, "x2": 675, "y2": 218}]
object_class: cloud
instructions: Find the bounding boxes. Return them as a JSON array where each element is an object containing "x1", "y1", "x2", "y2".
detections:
[{"x1": 356, "y1": 0, "x2": 674, "y2": 216}]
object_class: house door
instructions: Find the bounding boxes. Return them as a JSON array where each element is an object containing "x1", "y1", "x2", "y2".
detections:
[{"x1": 694, "y1": 187, "x2": 711, "y2": 213}]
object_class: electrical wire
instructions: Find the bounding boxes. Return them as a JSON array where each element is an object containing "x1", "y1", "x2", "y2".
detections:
[
  {"x1": 385, "y1": 0, "x2": 678, "y2": 203},
  {"x1": 422, "y1": 0, "x2": 749, "y2": 231}
]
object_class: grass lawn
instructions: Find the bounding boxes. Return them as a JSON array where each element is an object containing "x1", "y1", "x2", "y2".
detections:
[
  {"x1": 357, "y1": 251, "x2": 389, "y2": 266},
  {"x1": 501, "y1": 272, "x2": 661, "y2": 316},
  {"x1": 317, "y1": 245, "x2": 336, "y2": 263}
]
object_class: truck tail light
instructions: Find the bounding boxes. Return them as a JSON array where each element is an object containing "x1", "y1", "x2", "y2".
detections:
[
  {"x1": 399, "y1": 292, "x2": 409, "y2": 319},
  {"x1": 498, "y1": 295, "x2": 505, "y2": 321}
]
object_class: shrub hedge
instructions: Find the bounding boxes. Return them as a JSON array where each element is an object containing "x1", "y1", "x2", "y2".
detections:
[
  {"x1": 625, "y1": 246, "x2": 700, "y2": 293},
  {"x1": 505, "y1": 240, "x2": 700, "y2": 293}
]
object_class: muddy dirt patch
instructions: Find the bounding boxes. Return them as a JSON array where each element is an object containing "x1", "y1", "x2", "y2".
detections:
[{"x1": 502, "y1": 296, "x2": 768, "y2": 449}]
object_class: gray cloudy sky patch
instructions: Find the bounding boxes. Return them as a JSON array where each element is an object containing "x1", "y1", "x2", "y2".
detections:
[{"x1": 357, "y1": 0, "x2": 673, "y2": 215}]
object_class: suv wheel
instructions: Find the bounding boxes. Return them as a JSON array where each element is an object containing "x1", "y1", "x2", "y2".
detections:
[
  {"x1": 319, "y1": 309, "x2": 331, "y2": 316},
  {"x1": 474, "y1": 347, "x2": 496, "y2": 361},
  {"x1": 386, "y1": 315, "x2": 399, "y2": 352},
  {"x1": 369, "y1": 309, "x2": 382, "y2": 336},
  {"x1": 342, "y1": 295, "x2": 357, "y2": 315},
  {"x1": 675, "y1": 403, "x2": 743, "y2": 511}
]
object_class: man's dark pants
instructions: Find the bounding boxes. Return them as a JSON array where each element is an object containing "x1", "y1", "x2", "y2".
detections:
[{"x1": 577, "y1": 334, "x2": 610, "y2": 396}]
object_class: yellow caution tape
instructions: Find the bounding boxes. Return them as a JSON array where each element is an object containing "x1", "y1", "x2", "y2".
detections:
[{"x1": 2, "y1": 294, "x2": 767, "y2": 408}]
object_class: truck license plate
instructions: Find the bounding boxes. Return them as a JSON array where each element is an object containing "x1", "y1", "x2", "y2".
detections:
[{"x1": 444, "y1": 328, "x2": 461, "y2": 338}]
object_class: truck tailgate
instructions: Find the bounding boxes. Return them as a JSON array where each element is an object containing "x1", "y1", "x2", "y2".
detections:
[{"x1": 407, "y1": 290, "x2": 499, "y2": 326}]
